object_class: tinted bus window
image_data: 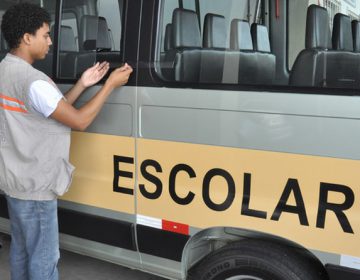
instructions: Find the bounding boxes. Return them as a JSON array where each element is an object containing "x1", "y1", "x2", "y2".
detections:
[
  {"x1": 157, "y1": 0, "x2": 360, "y2": 91},
  {"x1": 156, "y1": 0, "x2": 272, "y2": 86},
  {"x1": 57, "y1": 0, "x2": 123, "y2": 79},
  {"x1": 183, "y1": 0, "x2": 196, "y2": 11},
  {"x1": 97, "y1": 0, "x2": 122, "y2": 51}
]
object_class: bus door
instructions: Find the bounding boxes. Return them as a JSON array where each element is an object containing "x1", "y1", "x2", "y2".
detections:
[{"x1": 53, "y1": 0, "x2": 141, "y2": 268}]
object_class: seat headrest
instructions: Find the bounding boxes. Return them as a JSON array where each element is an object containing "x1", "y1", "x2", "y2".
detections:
[
  {"x1": 51, "y1": 25, "x2": 77, "y2": 52},
  {"x1": 203, "y1": 13, "x2": 226, "y2": 49},
  {"x1": 306, "y1": 5, "x2": 331, "y2": 49},
  {"x1": 97, "y1": 17, "x2": 112, "y2": 50},
  {"x1": 230, "y1": 19, "x2": 253, "y2": 50},
  {"x1": 172, "y1": 8, "x2": 201, "y2": 48},
  {"x1": 332, "y1": 13, "x2": 353, "y2": 51},
  {"x1": 352, "y1": 20, "x2": 360, "y2": 52},
  {"x1": 251, "y1": 23, "x2": 271, "y2": 52},
  {"x1": 164, "y1": 23, "x2": 173, "y2": 51},
  {"x1": 79, "y1": 15, "x2": 112, "y2": 51}
]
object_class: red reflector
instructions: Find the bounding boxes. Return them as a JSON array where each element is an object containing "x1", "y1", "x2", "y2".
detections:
[{"x1": 162, "y1": 220, "x2": 189, "y2": 235}]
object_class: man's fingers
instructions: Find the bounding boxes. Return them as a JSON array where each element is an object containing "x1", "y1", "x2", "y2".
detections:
[
  {"x1": 97, "y1": 61, "x2": 109, "y2": 71},
  {"x1": 92, "y1": 62, "x2": 100, "y2": 69}
]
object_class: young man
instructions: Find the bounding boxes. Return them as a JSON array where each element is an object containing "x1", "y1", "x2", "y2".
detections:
[{"x1": 0, "y1": 3, "x2": 133, "y2": 280}]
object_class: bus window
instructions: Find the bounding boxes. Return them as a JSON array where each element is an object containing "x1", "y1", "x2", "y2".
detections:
[
  {"x1": 97, "y1": 0, "x2": 122, "y2": 51},
  {"x1": 156, "y1": 0, "x2": 360, "y2": 91},
  {"x1": 57, "y1": 0, "x2": 123, "y2": 80},
  {"x1": 182, "y1": 0, "x2": 196, "y2": 11},
  {"x1": 156, "y1": 0, "x2": 275, "y2": 86},
  {"x1": 289, "y1": 0, "x2": 360, "y2": 89}
]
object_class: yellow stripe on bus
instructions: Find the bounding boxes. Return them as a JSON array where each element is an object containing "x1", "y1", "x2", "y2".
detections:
[
  {"x1": 61, "y1": 132, "x2": 360, "y2": 257},
  {"x1": 61, "y1": 131, "x2": 135, "y2": 214},
  {"x1": 136, "y1": 138, "x2": 360, "y2": 257}
]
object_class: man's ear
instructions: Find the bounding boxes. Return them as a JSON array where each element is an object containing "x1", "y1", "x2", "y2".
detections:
[{"x1": 22, "y1": 33, "x2": 32, "y2": 45}]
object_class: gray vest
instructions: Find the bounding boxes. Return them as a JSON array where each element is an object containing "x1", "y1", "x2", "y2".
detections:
[{"x1": 0, "y1": 54, "x2": 74, "y2": 200}]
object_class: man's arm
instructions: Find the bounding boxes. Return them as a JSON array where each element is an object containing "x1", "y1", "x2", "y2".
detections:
[{"x1": 51, "y1": 64, "x2": 132, "y2": 131}]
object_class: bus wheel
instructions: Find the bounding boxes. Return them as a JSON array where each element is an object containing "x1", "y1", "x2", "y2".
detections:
[{"x1": 187, "y1": 239, "x2": 328, "y2": 280}]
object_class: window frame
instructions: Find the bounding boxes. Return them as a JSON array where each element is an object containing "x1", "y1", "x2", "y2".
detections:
[{"x1": 53, "y1": 0, "x2": 126, "y2": 84}]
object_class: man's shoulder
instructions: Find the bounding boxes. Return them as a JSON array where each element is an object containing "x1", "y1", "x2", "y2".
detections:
[
  {"x1": 5, "y1": 54, "x2": 50, "y2": 79},
  {"x1": 29, "y1": 65, "x2": 49, "y2": 80}
]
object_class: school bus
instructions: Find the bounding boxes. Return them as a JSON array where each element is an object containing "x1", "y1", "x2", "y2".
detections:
[{"x1": 1, "y1": 0, "x2": 360, "y2": 279}]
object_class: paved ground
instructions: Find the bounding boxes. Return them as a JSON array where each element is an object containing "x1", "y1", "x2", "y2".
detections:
[{"x1": 0, "y1": 233, "x2": 167, "y2": 280}]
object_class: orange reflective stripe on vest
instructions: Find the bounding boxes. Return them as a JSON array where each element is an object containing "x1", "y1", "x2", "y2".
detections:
[{"x1": 0, "y1": 93, "x2": 28, "y2": 113}]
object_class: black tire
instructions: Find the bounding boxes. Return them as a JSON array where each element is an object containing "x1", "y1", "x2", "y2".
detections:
[{"x1": 187, "y1": 239, "x2": 328, "y2": 280}]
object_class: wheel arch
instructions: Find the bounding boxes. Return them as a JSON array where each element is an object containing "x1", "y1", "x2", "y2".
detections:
[{"x1": 181, "y1": 226, "x2": 328, "y2": 279}]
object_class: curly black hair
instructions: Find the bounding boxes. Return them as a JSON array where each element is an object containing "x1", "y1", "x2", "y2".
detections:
[{"x1": 1, "y1": 3, "x2": 51, "y2": 50}]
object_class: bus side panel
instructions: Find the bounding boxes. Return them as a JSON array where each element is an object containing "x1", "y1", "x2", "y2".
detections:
[{"x1": 135, "y1": 85, "x2": 360, "y2": 275}]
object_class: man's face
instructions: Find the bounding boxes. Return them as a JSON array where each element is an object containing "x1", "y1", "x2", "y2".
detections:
[{"x1": 28, "y1": 23, "x2": 52, "y2": 60}]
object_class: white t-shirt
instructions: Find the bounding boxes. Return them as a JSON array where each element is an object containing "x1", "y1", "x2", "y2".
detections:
[{"x1": 29, "y1": 80, "x2": 63, "y2": 118}]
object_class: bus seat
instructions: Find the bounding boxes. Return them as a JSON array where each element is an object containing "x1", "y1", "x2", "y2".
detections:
[
  {"x1": 228, "y1": 19, "x2": 257, "y2": 84},
  {"x1": 165, "y1": 8, "x2": 202, "y2": 82},
  {"x1": 251, "y1": 23, "x2": 275, "y2": 84},
  {"x1": 79, "y1": 15, "x2": 96, "y2": 51},
  {"x1": 251, "y1": 23, "x2": 270, "y2": 52},
  {"x1": 61, "y1": 16, "x2": 99, "y2": 78},
  {"x1": 199, "y1": 13, "x2": 226, "y2": 83},
  {"x1": 63, "y1": 15, "x2": 120, "y2": 78},
  {"x1": 305, "y1": 5, "x2": 332, "y2": 49},
  {"x1": 59, "y1": 25, "x2": 77, "y2": 52},
  {"x1": 79, "y1": 15, "x2": 114, "y2": 73},
  {"x1": 164, "y1": 23, "x2": 173, "y2": 52},
  {"x1": 202, "y1": 13, "x2": 226, "y2": 49},
  {"x1": 161, "y1": 23, "x2": 175, "y2": 80},
  {"x1": 332, "y1": 13, "x2": 353, "y2": 51},
  {"x1": 290, "y1": 5, "x2": 331, "y2": 87},
  {"x1": 327, "y1": 13, "x2": 359, "y2": 88},
  {"x1": 352, "y1": 20, "x2": 360, "y2": 52},
  {"x1": 230, "y1": 19, "x2": 253, "y2": 51},
  {"x1": 172, "y1": 8, "x2": 201, "y2": 49},
  {"x1": 79, "y1": 15, "x2": 111, "y2": 51},
  {"x1": 54, "y1": 25, "x2": 78, "y2": 78}
]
